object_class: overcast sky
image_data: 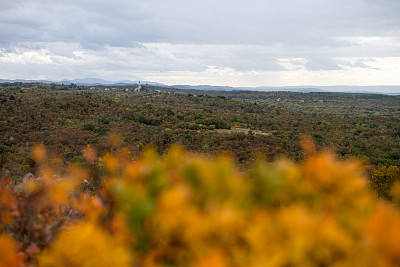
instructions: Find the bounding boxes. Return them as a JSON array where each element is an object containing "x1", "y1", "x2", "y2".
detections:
[{"x1": 0, "y1": 0, "x2": 399, "y2": 87}]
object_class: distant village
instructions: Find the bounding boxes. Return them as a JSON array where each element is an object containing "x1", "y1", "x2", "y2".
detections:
[
  {"x1": 90, "y1": 81, "x2": 166, "y2": 94},
  {"x1": 93, "y1": 81, "x2": 144, "y2": 92}
]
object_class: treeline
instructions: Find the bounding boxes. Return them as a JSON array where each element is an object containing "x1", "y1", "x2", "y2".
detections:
[{"x1": 0, "y1": 82, "x2": 86, "y2": 91}]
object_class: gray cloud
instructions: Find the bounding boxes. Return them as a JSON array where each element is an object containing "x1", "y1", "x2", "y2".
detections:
[
  {"x1": 339, "y1": 58, "x2": 381, "y2": 70},
  {"x1": 0, "y1": 0, "x2": 399, "y2": 86},
  {"x1": 1, "y1": 0, "x2": 399, "y2": 46},
  {"x1": 305, "y1": 56, "x2": 343, "y2": 71}
]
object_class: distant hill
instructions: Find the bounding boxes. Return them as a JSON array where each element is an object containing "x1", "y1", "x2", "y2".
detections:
[
  {"x1": 59, "y1": 78, "x2": 114, "y2": 85},
  {"x1": 315, "y1": 85, "x2": 400, "y2": 95},
  {"x1": 0, "y1": 78, "x2": 167, "y2": 87},
  {"x1": 0, "y1": 78, "x2": 399, "y2": 94},
  {"x1": 168, "y1": 85, "x2": 400, "y2": 94},
  {"x1": 171, "y1": 85, "x2": 238, "y2": 91},
  {"x1": 0, "y1": 79, "x2": 54, "y2": 84},
  {"x1": 243, "y1": 86, "x2": 325, "y2": 93}
]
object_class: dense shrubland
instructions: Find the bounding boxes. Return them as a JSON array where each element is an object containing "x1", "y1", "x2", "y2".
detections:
[{"x1": 1, "y1": 83, "x2": 399, "y2": 181}]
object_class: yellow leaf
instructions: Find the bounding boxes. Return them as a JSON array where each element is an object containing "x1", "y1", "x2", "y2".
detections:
[
  {"x1": 0, "y1": 235, "x2": 26, "y2": 267},
  {"x1": 39, "y1": 221, "x2": 132, "y2": 267}
]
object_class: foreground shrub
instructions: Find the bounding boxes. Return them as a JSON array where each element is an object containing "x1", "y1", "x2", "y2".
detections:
[{"x1": 1, "y1": 143, "x2": 400, "y2": 266}]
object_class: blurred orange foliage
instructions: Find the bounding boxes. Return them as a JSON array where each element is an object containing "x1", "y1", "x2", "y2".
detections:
[{"x1": 1, "y1": 144, "x2": 400, "y2": 266}]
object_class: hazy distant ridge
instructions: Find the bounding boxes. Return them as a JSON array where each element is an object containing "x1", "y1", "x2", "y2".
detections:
[{"x1": 1, "y1": 78, "x2": 399, "y2": 94}]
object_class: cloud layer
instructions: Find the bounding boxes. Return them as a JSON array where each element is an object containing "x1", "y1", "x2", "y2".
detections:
[{"x1": 0, "y1": 0, "x2": 399, "y2": 87}]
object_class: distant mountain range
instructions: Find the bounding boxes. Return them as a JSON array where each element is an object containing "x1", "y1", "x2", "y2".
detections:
[
  {"x1": 172, "y1": 85, "x2": 326, "y2": 93},
  {"x1": 0, "y1": 78, "x2": 166, "y2": 87},
  {"x1": 1, "y1": 78, "x2": 399, "y2": 94},
  {"x1": 172, "y1": 85, "x2": 400, "y2": 94}
]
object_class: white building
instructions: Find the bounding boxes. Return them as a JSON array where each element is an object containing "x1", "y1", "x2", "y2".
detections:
[{"x1": 134, "y1": 81, "x2": 142, "y2": 92}]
